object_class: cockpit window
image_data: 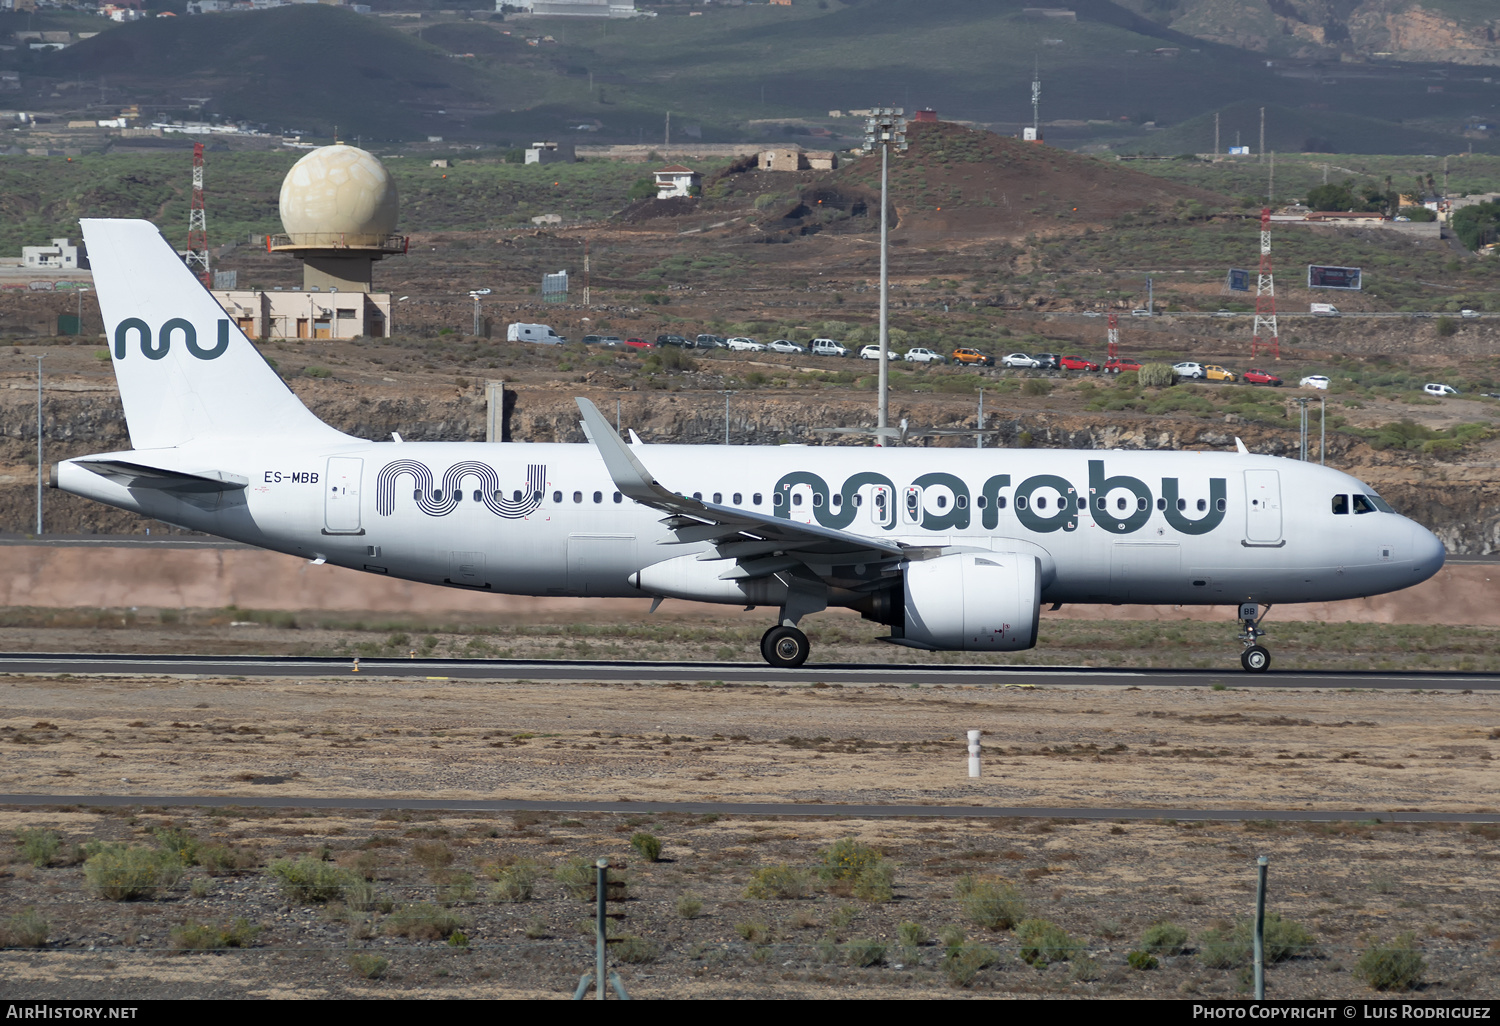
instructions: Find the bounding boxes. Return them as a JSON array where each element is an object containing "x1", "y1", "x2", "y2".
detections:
[
  {"x1": 1332, "y1": 494, "x2": 1349, "y2": 515},
  {"x1": 1352, "y1": 494, "x2": 1376, "y2": 514},
  {"x1": 1367, "y1": 493, "x2": 1394, "y2": 513}
]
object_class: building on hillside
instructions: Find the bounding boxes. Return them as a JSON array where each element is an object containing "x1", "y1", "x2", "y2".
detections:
[
  {"x1": 1303, "y1": 211, "x2": 1387, "y2": 224},
  {"x1": 654, "y1": 164, "x2": 700, "y2": 199},
  {"x1": 22, "y1": 239, "x2": 85, "y2": 270},
  {"x1": 521, "y1": 0, "x2": 639, "y2": 17},
  {"x1": 212, "y1": 289, "x2": 392, "y2": 340},
  {"x1": 912, "y1": 108, "x2": 938, "y2": 123},
  {"x1": 804, "y1": 151, "x2": 837, "y2": 171},
  {"x1": 525, "y1": 140, "x2": 575, "y2": 164},
  {"x1": 759, "y1": 147, "x2": 804, "y2": 171}
]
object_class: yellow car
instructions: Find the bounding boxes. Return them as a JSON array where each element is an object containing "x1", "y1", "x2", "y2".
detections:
[{"x1": 1204, "y1": 365, "x2": 1237, "y2": 382}]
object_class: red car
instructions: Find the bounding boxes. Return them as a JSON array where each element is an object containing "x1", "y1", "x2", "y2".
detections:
[
  {"x1": 1059, "y1": 355, "x2": 1099, "y2": 371},
  {"x1": 624, "y1": 337, "x2": 654, "y2": 350},
  {"x1": 1103, "y1": 358, "x2": 1142, "y2": 374},
  {"x1": 1242, "y1": 368, "x2": 1283, "y2": 387}
]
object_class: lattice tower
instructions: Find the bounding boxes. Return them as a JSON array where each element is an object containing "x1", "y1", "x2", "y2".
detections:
[
  {"x1": 1250, "y1": 207, "x2": 1279, "y2": 360},
  {"x1": 185, "y1": 142, "x2": 210, "y2": 287}
]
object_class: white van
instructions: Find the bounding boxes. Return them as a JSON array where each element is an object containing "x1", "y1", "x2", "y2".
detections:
[
  {"x1": 810, "y1": 338, "x2": 849, "y2": 357},
  {"x1": 1310, "y1": 303, "x2": 1340, "y2": 317},
  {"x1": 507, "y1": 322, "x2": 565, "y2": 344}
]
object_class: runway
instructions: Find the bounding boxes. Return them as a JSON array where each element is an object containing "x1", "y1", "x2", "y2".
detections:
[
  {"x1": 1, "y1": 652, "x2": 1498, "y2": 690},
  {"x1": 1, "y1": 793, "x2": 1495, "y2": 823}
]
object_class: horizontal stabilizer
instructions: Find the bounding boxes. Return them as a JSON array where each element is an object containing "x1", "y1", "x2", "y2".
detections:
[{"x1": 75, "y1": 459, "x2": 248, "y2": 494}]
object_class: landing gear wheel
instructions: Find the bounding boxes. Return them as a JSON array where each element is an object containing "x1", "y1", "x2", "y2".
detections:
[
  {"x1": 761, "y1": 625, "x2": 810, "y2": 669},
  {"x1": 1241, "y1": 645, "x2": 1271, "y2": 673}
]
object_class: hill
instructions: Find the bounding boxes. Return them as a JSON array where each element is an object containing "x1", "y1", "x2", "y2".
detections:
[{"x1": 5, "y1": 0, "x2": 1494, "y2": 153}]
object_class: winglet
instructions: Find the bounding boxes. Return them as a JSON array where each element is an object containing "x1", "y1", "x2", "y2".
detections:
[
  {"x1": 1235, "y1": 436, "x2": 1249, "y2": 455},
  {"x1": 575, "y1": 397, "x2": 669, "y2": 505}
]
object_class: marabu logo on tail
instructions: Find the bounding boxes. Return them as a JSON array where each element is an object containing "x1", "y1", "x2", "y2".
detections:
[
  {"x1": 375, "y1": 461, "x2": 546, "y2": 521},
  {"x1": 113, "y1": 318, "x2": 232, "y2": 361},
  {"x1": 773, "y1": 459, "x2": 1226, "y2": 537}
]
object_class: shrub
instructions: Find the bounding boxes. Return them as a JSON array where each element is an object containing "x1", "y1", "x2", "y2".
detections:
[
  {"x1": 630, "y1": 832, "x2": 663, "y2": 862},
  {"x1": 84, "y1": 844, "x2": 183, "y2": 901},
  {"x1": 736, "y1": 920, "x2": 771, "y2": 943},
  {"x1": 347, "y1": 953, "x2": 389, "y2": 980},
  {"x1": 897, "y1": 922, "x2": 928, "y2": 947},
  {"x1": 268, "y1": 857, "x2": 351, "y2": 904},
  {"x1": 0, "y1": 908, "x2": 49, "y2": 947},
  {"x1": 1141, "y1": 921, "x2": 1190, "y2": 955},
  {"x1": 199, "y1": 844, "x2": 253, "y2": 876},
  {"x1": 169, "y1": 917, "x2": 260, "y2": 951},
  {"x1": 818, "y1": 837, "x2": 893, "y2": 900},
  {"x1": 153, "y1": 827, "x2": 202, "y2": 866},
  {"x1": 1435, "y1": 316, "x2": 1456, "y2": 338},
  {"x1": 15, "y1": 828, "x2": 61, "y2": 868},
  {"x1": 1197, "y1": 913, "x2": 1316, "y2": 968},
  {"x1": 411, "y1": 841, "x2": 454, "y2": 870},
  {"x1": 1354, "y1": 933, "x2": 1426, "y2": 992},
  {"x1": 555, "y1": 859, "x2": 626, "y2": 901},
  {"x1": 1139, "y1": 363, "x2": 1176, "y2": 388},
  {"x1": 956, "y1": 876, "x2": 1026, "y2": 931},
  {"x1": 613, "y1": 935, "x2": 659, "y2": 964},
  {"x1": 491, "y1": 860, "x2": 541, "y2": 902},
  {"x1": 1127, "y1": 949, "x2": 1159, "y2": 970},
  {"x1": 1022, "y1": 378, "x2": 1052, "y2": 397},
  {"x1": 942, "y1": 942, "x2": 1000, "y2": 987},
  {"x1": 1069, "y1": 956, "x2": 1102, "y2": 982},
  {"x1": 1017, "y1": 918, "x2": 1082, "y2": 965},
  {"x1": 676, "y1": 895, "x2": 704, "y2": 920},
  {"x1": 383, "y1": 902, "x2": 466, "y2": 940},
  {"x1": 746, "y1": 865, "x2": 807, "y2": 900},
  {"x1": 843, "y1": 938, "x2": 887, "y2": 967},
  {"x1": 344, "y1": 878, "x2": 389, "y2": 913}
]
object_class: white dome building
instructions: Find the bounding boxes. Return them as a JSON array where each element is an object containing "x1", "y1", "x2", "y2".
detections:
[{"x1": 269, "y1": 143, "x2": 406, "y2": 293}]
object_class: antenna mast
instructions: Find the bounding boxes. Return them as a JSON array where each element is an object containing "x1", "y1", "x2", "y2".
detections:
[
  {"x1": 186, "y1": 142, "x2": 210, "y2": 288},
  {"x1": 1107, "y1": 311, "x2": 1119, "y2": 360},
  {"x1": 1031, "y1": 60, "x2": 1040, "y2": 136},
  {"x1": 1250, "y1": 207, "x2": 1279, "y2": 360}
]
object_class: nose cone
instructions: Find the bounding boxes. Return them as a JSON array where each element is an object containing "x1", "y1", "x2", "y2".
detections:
[{"x1": 1409, "y1": 522, "x2": 1446, "y2": 585}]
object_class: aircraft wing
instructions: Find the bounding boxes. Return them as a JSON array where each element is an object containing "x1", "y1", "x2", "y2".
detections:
[
  {"x1": 575, "y1": 398, "x2": 907, "y2": 584},
  {"x1": 74, "y1": 459, "x2": 249, "y2": 494}
]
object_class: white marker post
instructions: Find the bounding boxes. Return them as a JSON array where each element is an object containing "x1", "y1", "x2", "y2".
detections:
[{"x1": 968, "y1": 730, "x2": 982, "y2": 778}]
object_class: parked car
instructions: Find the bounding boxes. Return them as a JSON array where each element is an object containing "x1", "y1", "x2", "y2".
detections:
[
  {"x1": 1242, "y1": 368, "x2": 1282, "y2": 386},
  {"x1": 859, "y1": 345, "x2": 897, "y2": 360},
  {"x1": 1461, "y1": 309, "x2": 1481, "y2": 319},
  {"x1": 1310, "y1": 303, "x2": 1340, "y2": 317},
  {"x1": 1172, "y1": 361, "x2": 1206, "y2": 379},
  {"x1": 1103, "y1": 358, "x2": 1141, "y2": 375},
  {"x1": 1130, "y1": 308, "x2": 1153, "y2": 317},
  {"x1": 624, "y1": 337, "x2": 654, "y2": 350},
  {"x1": 768, "y1": 339, "x2": 807, "y2": 354},
  {"x1": 1034, "y1": 353, "x2": 1061, "y2": 369},
  {"x1": 904, "y1": 347, "x2": 946, "y2": 364},
  {"x1": 1002, "y1": 352, "x2": 1042, "y2": 369},
  {"x1": 656, "y1": 334, "x2": 691, "y2": 348},
  {"x1": 727, "y1": 337, "x2": 765, "y2": 352},
  {"x1": 1213, "y1": 309, "x2": 1239, "y2": 318},
  {"x1": 1423, "y1": 382, "x2": 1459, "y2": 396},
  {"x1": 951, "y1": 348, "x2": 994, "y2": 366},
  {"x1": 810, "y1": 338, "x2": 849, "y2": 357},
  {"x1": 581, "y1": 334, "x2": 604, "y2": 345},
  {"x1": 1299, "y1": 374, "x2": 1330, "y2": 390},
  {"x1": 1203, "y1": 364, "x2": 1237, "y2": 382},
  {"x1": 695, "y1": 334, "x2": 727, "y2": 349},
  {"x1": 1059, "y1": 355, "x2": 1099, "y2": 372},
  {"x1": 599, "y1": 335, "x2": 624, "y2": 347}
]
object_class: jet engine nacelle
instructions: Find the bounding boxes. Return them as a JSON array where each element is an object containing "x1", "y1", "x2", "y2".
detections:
[
  {"x1": 902, "y1": 552, "x2": 1040, "y2": 651},
  {"x1": 631, "y1": 553, "x2": 790, "y2": 606}
]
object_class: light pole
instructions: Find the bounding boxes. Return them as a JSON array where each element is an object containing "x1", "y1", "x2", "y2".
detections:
[
  {"x1": 34, "y1": 354, "x2": 43, "y2": 535},
  {"x1": 720, "y1": 390, "x2": 736, "y2": 445},
  {"x1": 864, "y1": 107, "x2": 906, "y2": 444}
]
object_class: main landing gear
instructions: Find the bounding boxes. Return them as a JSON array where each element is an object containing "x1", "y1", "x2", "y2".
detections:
[
  {"x1": 1237, "y1": 602, "x2": 1272, "y2": 673},
  {"x1": 761, "y1": 625, "x2": 810, "y2": 669}
]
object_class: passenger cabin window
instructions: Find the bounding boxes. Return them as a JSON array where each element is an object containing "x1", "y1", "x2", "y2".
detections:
[
  {"x1": 454, "y1": 490, "x2": 463, "y2": 502},
  {"x1": 473, "y1": 491, "x2": 482, "y2": 502},
  {"x1": 713, "y1": 492, "x2": 722, "y2": 504},
  {"x1": 773, "y1": 493, "x2": 784, "y2": 507},
  {"x1": 433, "y1": 490, "x2": 443, "y2": 501},
  {"x1": 1156, "y1": 498, "x2": 1166, "y2": 511},
  {"x1": 613, "y1": 492, "x2": 622, "y2": 503},
  {"x1": 553, "y1": 491, "x2": 563, "y2": 503},
  {"x1": 573, "y1": 491, "x2": 583, "y2": 503},
  {"x1": 593, "y1": 491, "x2": 603, "y2": 503},
  {"x1": 513, "y1": 490, "x2": 523, "y2": 502},
  {"x1": 753, "y1": 493, "x2": 762, "y2": 505},
  {"x1": 732, "y1": 493, "x2": 742, "y2": 505},
  {"x1": 1196, "y1": 499, "x2": 1207, "y2": 512}
]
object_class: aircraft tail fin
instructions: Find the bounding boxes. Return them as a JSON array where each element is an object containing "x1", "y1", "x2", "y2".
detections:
[{"x1": 81, "y1": 218, "x2": 354, "y2": 450}]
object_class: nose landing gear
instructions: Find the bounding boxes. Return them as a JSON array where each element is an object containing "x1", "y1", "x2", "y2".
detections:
[{"x1": 1238, "y1": 602, "x2": 1271, "y2": 673}]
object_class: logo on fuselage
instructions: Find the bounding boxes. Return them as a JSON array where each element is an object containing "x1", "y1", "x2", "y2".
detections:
[
  {"x1": 772, "y1": 461, "x2": 1227, "y2": 537},
  {"x1": 376, "y1": 460, "x2": 546, "y2": 520}
]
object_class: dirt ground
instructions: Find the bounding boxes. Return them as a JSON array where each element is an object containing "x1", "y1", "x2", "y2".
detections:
[{"x1": 2, "y1": 671, "x2": 1498, "y2": 999}]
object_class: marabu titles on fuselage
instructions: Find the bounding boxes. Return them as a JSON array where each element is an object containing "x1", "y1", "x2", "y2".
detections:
[{"x1": 56, "y1": 218, "x2": 1446, "y2": 672}]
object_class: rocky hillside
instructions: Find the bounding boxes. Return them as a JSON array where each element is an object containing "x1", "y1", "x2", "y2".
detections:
[{"x1": 1120, "y1": 0, "x2": 1500, "y2": 64}]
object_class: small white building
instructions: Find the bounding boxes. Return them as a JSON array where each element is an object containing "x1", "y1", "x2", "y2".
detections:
[
  {"x1": 22, "y1": 238, "x2": 83, "y2": 269},
  {"x1": 212, "y1": 289, "x2": 393, "y2": 340},
  {"x1": 654, "y1": 164, "x2": 700, "y2": 199},
  {"x1": 522, "y1": 0, "x2": 639, "y2": 17},
  {"x1": 525, "y1": 140, "x2": 575, "y2": 164}
]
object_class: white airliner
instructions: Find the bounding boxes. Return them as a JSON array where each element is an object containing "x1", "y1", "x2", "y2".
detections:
[{"x1": 57, "y1": 219, "x2": 1445, "y2": 672}]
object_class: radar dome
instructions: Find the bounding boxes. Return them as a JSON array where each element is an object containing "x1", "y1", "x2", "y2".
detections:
[{"x1": 278, "y1": 144, "x2": 398, "y2": 246}]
